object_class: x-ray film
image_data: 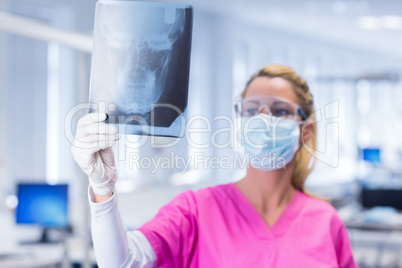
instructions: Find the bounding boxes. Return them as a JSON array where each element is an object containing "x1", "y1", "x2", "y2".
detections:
[{"x1": 89, "y1": 0, "x2": 193, "y2": 137}]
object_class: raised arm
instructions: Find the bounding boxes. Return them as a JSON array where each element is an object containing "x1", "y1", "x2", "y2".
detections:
[
  {"x1": 88, "y1": 187, "x2": 156, "y2": 267},
  {"x1": 71, "y1": 113, "x2": 156, "y2": 267}
]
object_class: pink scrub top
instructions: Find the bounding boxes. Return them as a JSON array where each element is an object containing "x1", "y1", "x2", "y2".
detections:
[{"x1": 137, "y1": 183, "x2": 357, "y2": 268}]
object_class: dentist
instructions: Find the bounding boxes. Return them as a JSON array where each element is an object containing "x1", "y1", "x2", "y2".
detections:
[{"x1": 72, "y1": 64, "x2": 357, "y2": 267}]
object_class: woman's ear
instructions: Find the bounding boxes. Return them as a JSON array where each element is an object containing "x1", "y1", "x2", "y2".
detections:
[{"x1": 300, "y1": 120, "x2": 314, "y2": 146}]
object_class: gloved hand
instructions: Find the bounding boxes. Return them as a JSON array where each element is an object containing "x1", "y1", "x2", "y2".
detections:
[{"x1": 71, "y1": 113, "x2": 121, "y2": 196}]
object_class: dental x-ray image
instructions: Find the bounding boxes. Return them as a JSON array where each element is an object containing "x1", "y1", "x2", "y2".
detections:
[{"x1": 89, "y1": 0, "x2": 193, "y2": 137}]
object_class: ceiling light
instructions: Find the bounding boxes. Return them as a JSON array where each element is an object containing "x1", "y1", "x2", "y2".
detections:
[
  {"x1": 381, "y1": 15, "x2": 402, "y2": 30},
  {"x1": 356, "y1": 16, "x2": 380, "y2": 30}
]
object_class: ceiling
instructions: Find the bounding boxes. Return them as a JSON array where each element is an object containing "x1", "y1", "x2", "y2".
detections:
[
  {"x1": 2, "y1": 0, "x2": 402, "y2": 58},
  {"x1": 174, "y1": 0, "x2": 402, "y2": 58}
]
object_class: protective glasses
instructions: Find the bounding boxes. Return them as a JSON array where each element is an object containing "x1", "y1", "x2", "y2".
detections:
[{"x1": 234, "y1": 96, "x2": 307, "y2": 121}]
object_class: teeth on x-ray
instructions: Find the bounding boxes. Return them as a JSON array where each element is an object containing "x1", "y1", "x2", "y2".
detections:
[{"x1": 89, "y1": 1, "x2": 193, "y2": 138}]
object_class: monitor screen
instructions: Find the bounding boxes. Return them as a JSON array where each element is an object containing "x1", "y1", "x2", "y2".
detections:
[
  {"x1": 16, "y1": 183, "x2": 68, "y2": 228},
  {"x1": 362, "y1": 148, "x2": 381, "y2": 163}
]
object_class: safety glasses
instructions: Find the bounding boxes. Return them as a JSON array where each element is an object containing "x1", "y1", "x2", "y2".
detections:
[{"x1": 234, "y1": 95, "x2": 307, "y2": 121}]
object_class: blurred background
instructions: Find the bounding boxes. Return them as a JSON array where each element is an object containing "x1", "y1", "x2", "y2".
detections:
[{"x1": 1, "y1": 0, "x2": 402, "y2": 267}]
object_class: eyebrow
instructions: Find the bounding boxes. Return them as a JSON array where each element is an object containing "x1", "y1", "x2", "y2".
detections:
[
  {"x1": 271, "y1": 101, "x2": 287, "y2": 106},
  {"x1": 245, "y1": 100, "x2": 260, "y2": 105}
]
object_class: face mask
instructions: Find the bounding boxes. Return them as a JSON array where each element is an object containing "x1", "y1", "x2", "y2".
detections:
[{"x1": 240, "y1": 113, "x2": 300, "y2": 171}]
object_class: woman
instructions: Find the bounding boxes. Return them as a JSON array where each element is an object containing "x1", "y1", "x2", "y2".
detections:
[{"x1": 72, "y1": 64, "x2": 357, "y2": 267}]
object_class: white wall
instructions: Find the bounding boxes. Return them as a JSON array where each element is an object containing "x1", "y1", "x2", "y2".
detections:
[{"x1": 0, "y1": 0, "x2": 10, "y2": 209}]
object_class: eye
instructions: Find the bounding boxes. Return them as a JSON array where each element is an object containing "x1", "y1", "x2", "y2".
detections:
[
  {"x1": 273, "y1": 109, "x2": 292, "y2": 117},
  {"x1": 244, "y1": 108, "x2": 258, "y2": 116}
]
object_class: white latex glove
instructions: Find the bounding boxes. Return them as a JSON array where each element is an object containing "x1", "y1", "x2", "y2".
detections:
[{"x1": 71, "y1": 113, "x2": 121, "y2": 196}]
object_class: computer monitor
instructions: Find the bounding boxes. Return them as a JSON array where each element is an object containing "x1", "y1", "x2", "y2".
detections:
[
  {"x1": 16, "y1": 183, "x2": 69, "y2": 243},
  {"x1": 362, "y1": 148, "x2": 381, "y2": 164},
  {"x1": 361, "y1": 188, "x2": 402, "y2": 210}
]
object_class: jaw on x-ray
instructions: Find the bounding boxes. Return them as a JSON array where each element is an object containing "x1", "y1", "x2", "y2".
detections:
[{"x1": 89, "y1": 0, "x2": 193, "y2": 137}]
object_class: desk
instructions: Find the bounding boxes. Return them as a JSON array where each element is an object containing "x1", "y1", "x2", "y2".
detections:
[
  {"x1": 0, "y1": 257, "x2": 59, "y2": 268},
  {"x1": 0, "y1": 239, "x2": 96, "y2": 268},
  {"x1": 345, "y1": 221, "x2": 402, "y2": 232},
  {"x1": 0, "y1": 244, "x2": 63, "y2": 268},
  {"x1": 344, "y1": 220, "x2": 402, "y2": 267},
  {"x1": 0, "y1": 210, "x2": 97, "y2": 268}
]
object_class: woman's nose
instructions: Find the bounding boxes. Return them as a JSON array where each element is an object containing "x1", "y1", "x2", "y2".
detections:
[{"x1": 258, "y1": 105, "x2": 270, "y2": 115}]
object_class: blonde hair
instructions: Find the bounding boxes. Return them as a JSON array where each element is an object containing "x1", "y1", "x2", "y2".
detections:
[{"x1": 242, "y1": 64, "x2": 318, "y2": 198}]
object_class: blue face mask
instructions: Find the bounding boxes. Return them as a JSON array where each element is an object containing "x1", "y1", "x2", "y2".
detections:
[{"x1": 240, "y1": 113, "x2": 301, "y2": 171}]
